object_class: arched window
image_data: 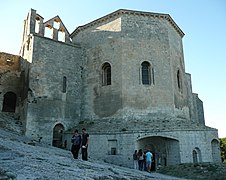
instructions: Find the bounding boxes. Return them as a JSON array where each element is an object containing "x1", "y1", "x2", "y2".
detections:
[
  {"x1": 177, "y1": 70, "x2": 182, "y2": 90},
  {"x1": 2, "y1": 92, "x2": 17, "y2": 112},
  {"x1": 102, "y1": 62, "x2": 111, "y2": 86},
  {"x1": 141, "y1": 61, "x2": 151, "y2": 85}
]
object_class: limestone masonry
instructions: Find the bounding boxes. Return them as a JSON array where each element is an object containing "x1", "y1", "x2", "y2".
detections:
[{"x1": 0, "y1": 9, "x2": 221, "y2": 169}]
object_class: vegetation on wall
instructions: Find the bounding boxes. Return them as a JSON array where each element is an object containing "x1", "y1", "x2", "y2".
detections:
[{"x1": 220, "y1": 137, "x2": 226, "y2": 163}]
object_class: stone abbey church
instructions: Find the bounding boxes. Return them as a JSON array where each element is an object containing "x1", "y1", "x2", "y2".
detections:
[{"x1": 0, "y1": 9, "x2": 221, "y2": 168}]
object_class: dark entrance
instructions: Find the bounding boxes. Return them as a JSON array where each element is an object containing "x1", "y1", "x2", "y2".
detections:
[
  {"x1": 2, "y1": 92, "x2": 17, "y2": 112},
  {"x1": 138, "y1": 136, "x2": 181, "y2": 171},
  {"x1": 52, "y1": 123, "x2": 64, "y2": 148}
]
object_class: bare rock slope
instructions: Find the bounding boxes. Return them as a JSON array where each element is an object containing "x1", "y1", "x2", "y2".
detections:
[{"x1": 0, "y1": 128, "x2": 186, "y2": 180}]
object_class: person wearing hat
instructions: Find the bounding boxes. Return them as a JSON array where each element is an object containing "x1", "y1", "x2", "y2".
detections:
[{"x1": 81, "y1": 128, "x2": 89, "y2": 160}]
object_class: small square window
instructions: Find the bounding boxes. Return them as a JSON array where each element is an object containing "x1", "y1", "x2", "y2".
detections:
[{"x1": 111, "y1": 148, "x2": 117, "y2": 155}]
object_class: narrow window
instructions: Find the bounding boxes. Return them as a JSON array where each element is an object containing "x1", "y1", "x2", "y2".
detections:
[
  {"x1": 177, "y1": 70, "x2": 182, "y2": 90},
  {"x1": 141, "y1": 61, "x2": 151, "y2": 85},
  {"x1": 111, "y1": 148, "x2": 117, "y2": 155},
  {"x1": 63, "y1": 76, "x2": 67, "y2": 93},
  {"x1": 102, "y1": 63, "x2": 111, "y2": 86}
]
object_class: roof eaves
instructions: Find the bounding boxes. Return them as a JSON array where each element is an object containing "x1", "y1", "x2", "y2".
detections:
[
  {"x1": 70, "y1": 9, "x2": 122, "y2": 38},
  {"x1": 70, "y1": 9, "x2": 185, "y2": 38}
]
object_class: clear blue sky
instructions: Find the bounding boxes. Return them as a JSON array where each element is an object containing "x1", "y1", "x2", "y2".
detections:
[{"x1": 1, "y1": 0, "x2": 226, "y2": 138}]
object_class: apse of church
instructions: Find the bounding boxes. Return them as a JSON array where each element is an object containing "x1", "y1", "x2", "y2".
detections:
[{"x1": 0, "y1": 9, "x2": 221, "y2": 168}]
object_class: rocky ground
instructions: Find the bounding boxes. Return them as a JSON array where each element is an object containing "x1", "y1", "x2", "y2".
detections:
[
  {"x1": 157, "y1": 162, "x2": 226, "y2": 180},
  {"x1": 1, "y1": 128, "x2": 225, "y2": 180},
  {"x1": 0, "y1": 128, "x2": 186, "y2": 180}
]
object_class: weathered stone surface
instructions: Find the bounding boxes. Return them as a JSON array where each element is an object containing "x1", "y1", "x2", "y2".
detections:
[
  {"x1": 0, "y1": 128, "x2": 186, "y2": 180},
  {"x1": 0, "y1": 9, "x2": 221, "y2": 170}
]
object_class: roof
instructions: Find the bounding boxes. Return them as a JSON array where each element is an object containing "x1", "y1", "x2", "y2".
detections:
[
  {"x1": 44, "y1": 15, "x2": 70, "y2": 35},
  {"x1": 70, "y1": 9, "x2": 185, "y2": 38}
]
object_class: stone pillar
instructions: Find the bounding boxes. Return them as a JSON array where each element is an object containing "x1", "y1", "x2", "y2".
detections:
[
  {"x1": 65, "y1": 35, "x2": 71, "y2": 43},
  {"x1": 38, "y1": 17, "x2": 44, "y2": 36},
  {"x1": 53, "y1": 28, "x2": 58, "y2": 40},
  {"x1": 28, "y1": 9, "x2": 36, "y2": 34}
]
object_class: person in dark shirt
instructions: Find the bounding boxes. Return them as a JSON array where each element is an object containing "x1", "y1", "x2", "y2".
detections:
[
  {"x1": 133, "y1": 150, "x2": 138, "y2": 169},
  {"x1": 81, "y1": 128, "x2": 89, "y2": 161},
  {"x1": 71, "y1": 129, "x2": 81, "y2": 159}
]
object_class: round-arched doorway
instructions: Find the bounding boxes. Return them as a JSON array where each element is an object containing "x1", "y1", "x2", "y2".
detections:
[
  {"x1": 52, "y1": 123, "x2": 64, "y2": 148},
  {"x1": 137, "y1": 136, "x2": 181, "y2": 171},
  {"x1": 192, "y1": 147, "x2": 202, "y2": 163},
  {"x1": 2, "y1": 92, "x2": 17, "y2": 112}
]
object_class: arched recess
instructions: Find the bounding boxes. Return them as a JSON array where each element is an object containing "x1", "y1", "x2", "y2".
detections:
[
  {"x1": 2, "y1": 92, "x2": 17, "y2": 112},
  {"x1": 52, "y1": 123, "x2": 65, "y2": 148},
  {"x1": 192, "y1": 147, "x2": 202, "y2": 163},
  {"x1": 211, "y1": 139, "x2": 221, "y2": 162},
  {"x1": 137, "y1": 136, "x2": 180, "y2": 170}
]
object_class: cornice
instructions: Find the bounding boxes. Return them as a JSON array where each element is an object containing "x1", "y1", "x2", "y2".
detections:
[{"x1": 70, "y1": 9, "x2": 185, "y2": 38}]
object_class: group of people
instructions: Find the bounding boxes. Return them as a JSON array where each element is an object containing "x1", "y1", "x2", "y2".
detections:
[
  {"x1": 71, "y1": 128, "x2": 89, "y2": 161},
  {"x1": 133, "y1": 149, "x2": 153, "y2": 172}
]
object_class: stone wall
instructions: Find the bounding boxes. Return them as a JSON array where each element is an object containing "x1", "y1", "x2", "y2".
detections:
[
  {"x1": 1, "y1": 8, "x2": 220, "y2": 168},
  {"x1": 0, "y1": 53, "x2": 24, "y2": 116},
  {"x1": 63, "y1": 128, "x2": 220, "y2": 168},
  {"x1": 24, "y1": 34, "x2": 82, "y2": 144},
  {"x1": 68, "y1": 10, "x2": 221, "y2": 167},
  {"x1": 73, "y1": 16, "x2": 123, "y2": 121},
  {"x1": 72, "y1": 11, "x2": 191, "y2": 123},
  {"x1": 0, "y1": 53, "x2": 21, "y2": 102}
]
